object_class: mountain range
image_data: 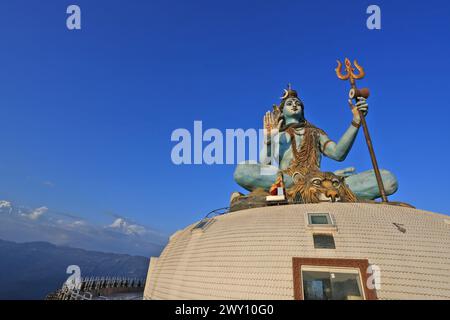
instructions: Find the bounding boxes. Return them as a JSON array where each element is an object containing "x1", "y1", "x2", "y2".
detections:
[
  {"x1": 0, "y1": 239, "x2": 150, "y2": 300},
  {"x1": 0, "y1": 200, "x2": 167, "y2": 256}
]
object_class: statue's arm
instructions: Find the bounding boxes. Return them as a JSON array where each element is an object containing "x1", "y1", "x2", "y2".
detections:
[
  {"x1": 320, "y1": 97, "x2": 368, "y2": 161},
  {"x1": 259, "y1": 132, "x2": 280, "y2": 164},
  {"x1": 319, "y1": 125, "x2": 359, "y2": 162},
  {"x1": 260, "y1": 111, "x2": 283, "y2": 164},
  {"x1": 259, "y1": 138, "x2": 271, "y2": 164}
]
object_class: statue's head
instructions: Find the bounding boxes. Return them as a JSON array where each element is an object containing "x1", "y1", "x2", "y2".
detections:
[
  {"x1": 279, "y1": 85, "x2": 305, "y2": 122},
  {"x1": 283, "y1": 97, "x2": 304, "y2": 118}
]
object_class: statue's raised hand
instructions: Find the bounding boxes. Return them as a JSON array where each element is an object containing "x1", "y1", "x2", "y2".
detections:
[
  {"x1": 263, "y1": 111, "x2": 283, "y2": 142},
  {"x1": 351, "y1": 97, "x2": 368, "y2": 123}
]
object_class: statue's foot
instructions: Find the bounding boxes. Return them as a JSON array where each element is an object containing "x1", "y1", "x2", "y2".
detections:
[
  {"x1": 333, "y1": 167, "x2": 356, "y2": 177},
  {"x1": 344, "y1": 169, "x2": 398, "y2": 200}
]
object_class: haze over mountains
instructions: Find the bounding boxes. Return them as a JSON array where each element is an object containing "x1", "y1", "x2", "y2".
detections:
[
  {"x1": 0, "y1": 239, "x2": 150, "y2": 299},
  {"x1": 0, "y1": 200, "x2": 166, "y2": 299},
  {"x1": 0, "y1": 200, "x2": 167, "y2": 256}
]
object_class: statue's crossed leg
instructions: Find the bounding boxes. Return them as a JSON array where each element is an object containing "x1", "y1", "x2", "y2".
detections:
[{"x1": 234, "y1": 162, "x2": 398, "y2": 201}]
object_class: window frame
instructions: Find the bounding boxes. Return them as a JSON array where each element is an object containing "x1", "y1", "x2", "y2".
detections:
[
  {"x1": 305, "y1": 212, "x2": 338, "y2": 233},
  {"x1": 301, "y1": 266, "x2": 364, "y2": 300},
  {"x1": 307, "y1": 213, "x2": 333, "y2": 225},
  {"x1": 191, "y1": 218, "x2": 215, "y2": 234},
  {"x1": 292, "y1": 258, "x2": 377, "y2": 300}
]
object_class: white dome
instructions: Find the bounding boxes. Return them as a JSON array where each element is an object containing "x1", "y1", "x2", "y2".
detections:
[{"x1": 144, "y1": 203, "x2": 450, "y2": 300}]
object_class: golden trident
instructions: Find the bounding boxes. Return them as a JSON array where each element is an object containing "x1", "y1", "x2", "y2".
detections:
[
  {"x1": 336, "y1": 58, "x2": 365, "y2": 83},
  {"x1": 335, "y1": 58, "x2": 388, "y2": 203}
]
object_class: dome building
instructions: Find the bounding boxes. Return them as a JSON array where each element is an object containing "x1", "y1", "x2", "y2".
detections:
[
  {"x1": 144, "y1": 203, "x2": 450, "y2": 300},
  {"x1": 148, "y1": 80, "x2": 450, "y2": 300}
]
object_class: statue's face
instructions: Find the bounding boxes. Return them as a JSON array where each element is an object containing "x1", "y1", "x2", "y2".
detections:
[{"x1": 283, "y1": 97, "x2": 303, "y2": 118}]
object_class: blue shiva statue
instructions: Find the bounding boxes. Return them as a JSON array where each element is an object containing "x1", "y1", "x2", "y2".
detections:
[{"x1": 233, "y1": 86, "x2": 398, "y2": 201}]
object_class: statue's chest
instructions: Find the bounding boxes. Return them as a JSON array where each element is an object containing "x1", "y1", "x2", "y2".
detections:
[{"x1": 279, "y1": 129, "x2": 305, "y2": 158}]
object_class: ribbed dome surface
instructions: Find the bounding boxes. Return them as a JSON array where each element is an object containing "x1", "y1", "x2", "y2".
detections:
[{"x1": 144, "y1": 203, "x2": 450, "y2": 300}]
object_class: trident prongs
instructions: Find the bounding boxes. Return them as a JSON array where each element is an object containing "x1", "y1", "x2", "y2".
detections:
[{"x1": 335, "y1": 58, "x2": 365, "y2": 85}]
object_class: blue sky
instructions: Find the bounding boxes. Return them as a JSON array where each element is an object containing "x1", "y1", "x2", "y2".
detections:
[{"x1": 0, "y1": 0, "x2": 449, "y2": 249}]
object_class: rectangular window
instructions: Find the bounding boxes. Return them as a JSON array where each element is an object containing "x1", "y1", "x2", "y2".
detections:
[
  {"x1": 292, "y1": 258, "x2": 377, "y2": 300},
  {"x1": 308, "y1": 213, "x2": 332, "y2": 225},
  {"x1": 193, "y1": 219, "x2": 209, "y2": 230},
  {"x1": 313, "y1": 234, "x2": 336, "y2": 249},
  {"x1": 302, "y1": 268, "x2": 363, "y2": 300},
  {"x1": 191, "y1": 218, "x2": 215, "y2": 233}
]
